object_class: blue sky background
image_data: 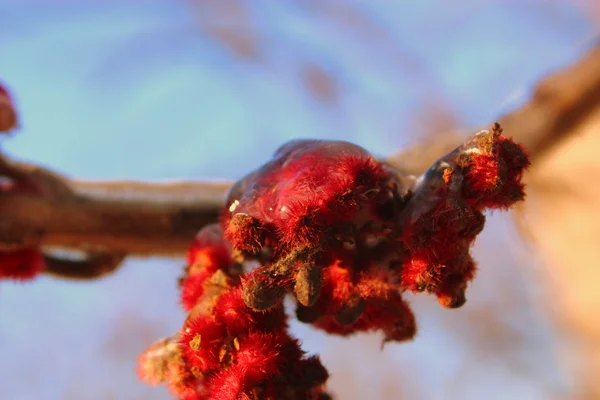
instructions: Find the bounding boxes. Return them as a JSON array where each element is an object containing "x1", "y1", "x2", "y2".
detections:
[{"x1": 0, "y1": 2, "x2": 598, "y2": 399}]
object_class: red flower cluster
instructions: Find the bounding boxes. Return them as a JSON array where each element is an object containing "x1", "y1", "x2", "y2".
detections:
[
  {"x1": 399, "y1": 125, "x2": 530, "y2": 308},
  {"x1": 139, "y1": 225, "x2": 330, "y2": 399},
  {"x1": 0, "y1": 82, "x2": 18, "y2": 133},
  {"x1": 179, "y1": 224, "x2": 237, "y2": 312},
  {"x1": 139, "y1": 123, "x2": 529, "y2": 399},
  {"x1": 0, "y1": 248, "x2": 45, "y2": 281}
]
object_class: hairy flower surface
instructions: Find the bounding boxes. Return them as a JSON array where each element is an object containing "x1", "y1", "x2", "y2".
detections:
[
  {"x1": 224, "y1": 139, "x2": 406, "y2": 311},
  {"x1": 0, "y1": 248, "x2": 45, "y2": 281},
  {"x1": 179, "y1": 224, "x2": 238, "y2": 311},
  {"x1": 223, "y1": 124, "x2": 528, "y2": 314},
  {"x1": 139, "y1": 123, "x2": 529, "y2": 399},
  {"x1": 139, "y1": 225, "x2": 329, "y2": 399},
  {"x1": 399, "y1": 123, "x2": 530, "y2": 307}
]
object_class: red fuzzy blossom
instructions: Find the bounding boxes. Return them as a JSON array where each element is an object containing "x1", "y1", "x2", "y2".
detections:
[
  {"x1": 141, "y1": 228, "x2": 329, "y2": 399},
  {"x1": 212, "y1": 287, "x2": 284, "y2": 334},
  {"x1": 459, "y1": 123, "x2": 530, "y2": 209},
  {"x1": 139, "y1": 124, "x2": 529, "y2": 398},
  {"x1": 137, "y1": 335, "x2": 205, "y2": 398},
  {"x1": 206, "y1": 333, "x2": 309, "y2": 399},
  {"x1": 178, "y1": 287, "x2": 328, "y2": 399},
  {"x1": 223, "y1": 125, "x2": 527, "y2": 315},
  {"x1": 180, "y1": 224, "x2": 239, "y2": 311},
  {"x1": 225, "y1": 140, "x2": 394, "y2": 250},
  {"x1": 399, "y1": 123, "x2": 529, "y2": 307},
  {"x1": 225, "y1": 213, "x2": 267, "y2": 255},
  {"x1": 296, "y1": 253, "x2": 416, "y2": 344},
  {"x1": 0, "y1": 82, "x2": 18, "y2": 133},
  {"x1": 241, "y1": 245, "x2": 321, "y2": 311},
  {"x1": 399, "y1": 196, "x2": 484, "y2": 307},
  {"x1": 0, "y1": 248, "x2": 45, "y2": 281},
  {"x1": 217, "y1": 125, "x2": 527, "y2": 327},
  {"x1": 224, "y1": 140, "x2": 404, "y2": 309}
]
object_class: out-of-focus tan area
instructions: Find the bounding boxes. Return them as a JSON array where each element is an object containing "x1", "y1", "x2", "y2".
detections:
[{"x1": 517, "y1": 108, "x2": 600, "y2": 399}]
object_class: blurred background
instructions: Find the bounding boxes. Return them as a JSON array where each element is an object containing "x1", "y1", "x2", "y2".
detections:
[{"x1": 1, "y1": 1, "x2": 600, "y2": 399}]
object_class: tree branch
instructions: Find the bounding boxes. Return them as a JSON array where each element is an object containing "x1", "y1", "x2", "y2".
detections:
[
  {"x1": 0, "y1": 155, "x2": 230, "y2": 257},
  {"x1": 43, "y1": 251, "x2": 127, "y2": 280}
]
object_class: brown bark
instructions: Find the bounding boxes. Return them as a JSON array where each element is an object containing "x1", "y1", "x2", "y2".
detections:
[
  {"x1": 517, "y1": 109, "x2": 600, "y2": 398},
  {"x1": 0, "y1": 155, "x2": 230, "y2": 257}
]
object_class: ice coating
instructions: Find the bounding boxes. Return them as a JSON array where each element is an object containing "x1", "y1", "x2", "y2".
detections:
[
  {"x1": 223, "y1": 127, "x2": 529, "y2": 312},
  {"x1": 226, "y1": 140, "x2": 390, "y2": 222},
  {"x1": 224, "y1": 139, "x2": 401, "y2": 253}
]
